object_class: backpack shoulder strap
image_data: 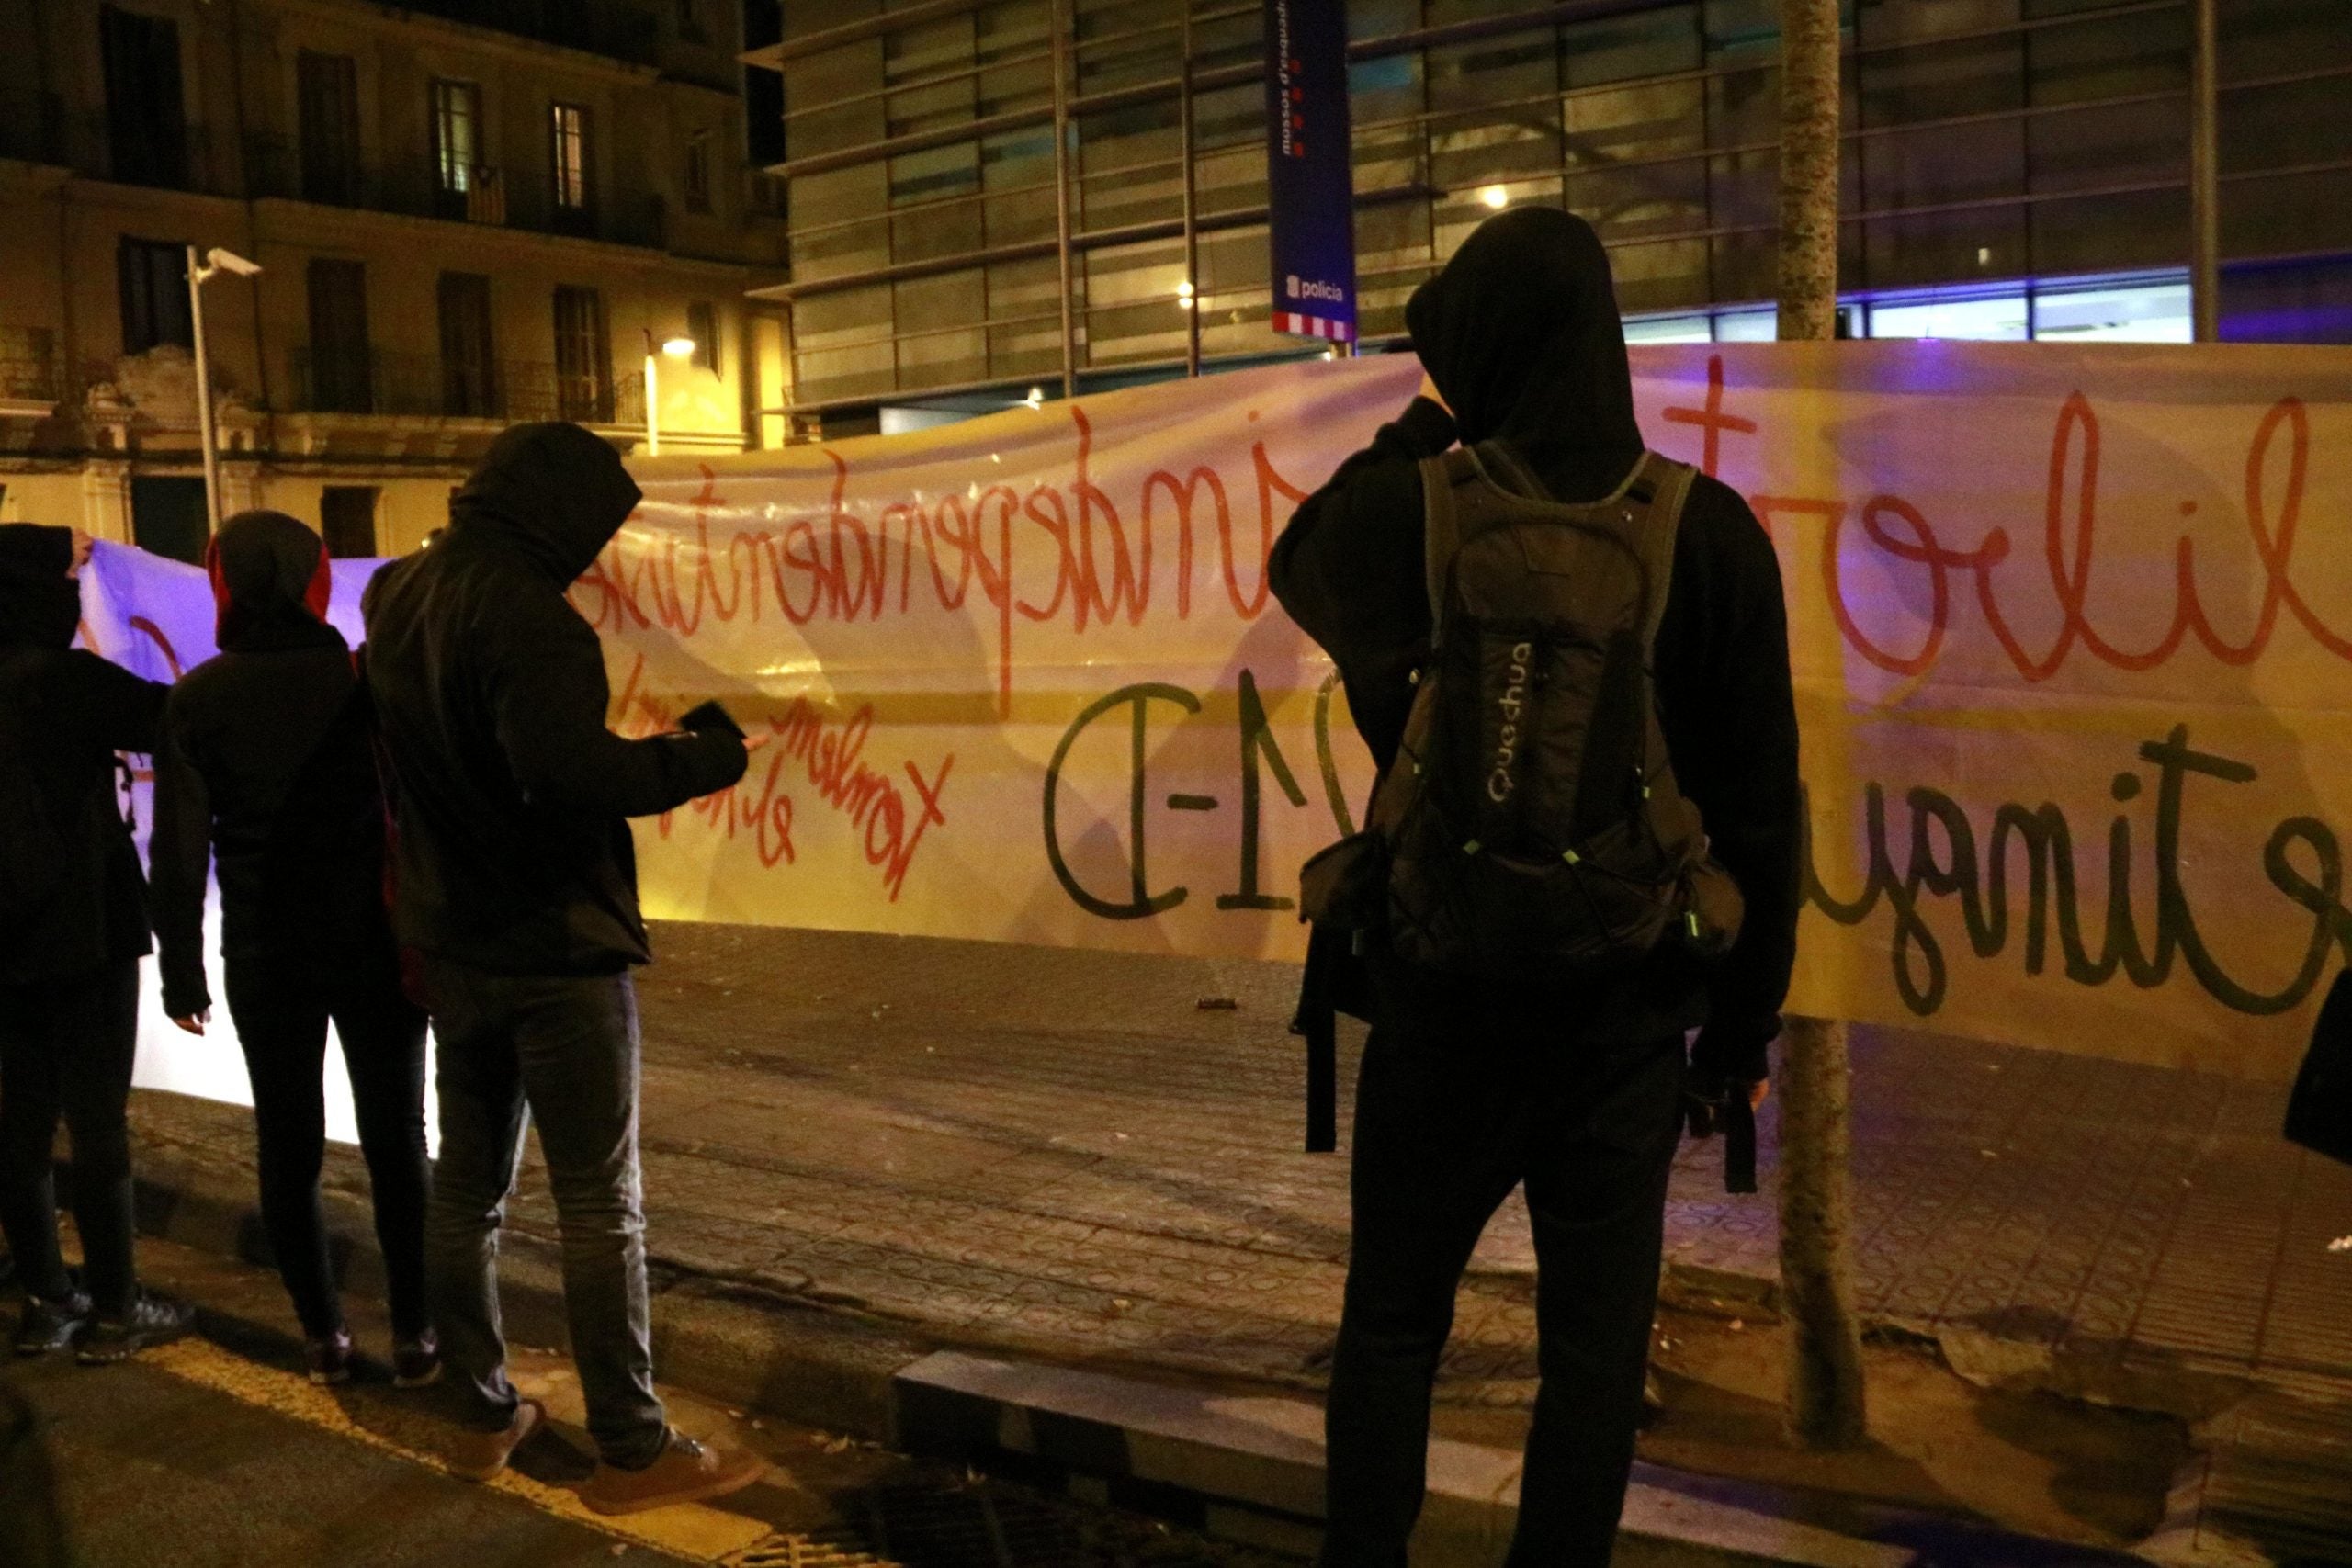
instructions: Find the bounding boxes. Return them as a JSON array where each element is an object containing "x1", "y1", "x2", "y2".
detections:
[
  {"x1": 1418, "y1": 447, "x2": 1479, "y2": 645},
  {"x1": 1631, "y1": 453, "x2": 1699, "y2": 652}
]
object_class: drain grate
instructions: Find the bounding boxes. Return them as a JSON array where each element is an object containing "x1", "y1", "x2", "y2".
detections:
[
  {"x1": 857, "y1": 1480, "x2": 1092, "y2": 1568},
  {"x1": 725, "y1": 1534, "x2": 894, "y2": 1568}
]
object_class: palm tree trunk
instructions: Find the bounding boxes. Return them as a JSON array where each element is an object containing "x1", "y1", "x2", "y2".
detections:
[{"x1": 1773, "y1": 0, "x2": 1869, "y2": 1451}]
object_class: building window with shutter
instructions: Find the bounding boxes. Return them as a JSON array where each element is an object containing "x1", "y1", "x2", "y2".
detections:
[
  {"x1": 118, "y1": 237, "x2": 194, "y2": 355},
  {"x1": 321, "y1": 488, "x2": 379, "y2": 558},
  {"x1": 298, "y1": 51, "x2": 362, "y2": 204},
  {"x1": 305, "y1": 258, "x2": 373, "y2": 413},
  {"x1": 552, "y1": 286, "x2": 611, "y2": 423},
  {"x1": 550, "y1": 103, "x2": 591, "y2": 213},
  {"x1": 687, "y1": 301, "x2": 718, "y2": 376},
  {"x1": 100, "y1": 6, "x2": 188, "y2": 188},
  {"x1": 438, "y1": 272, "x2": 497, "y2": 418},
  {"x1": 684, "y1": 132, "x2": 712, "y2": 214},
  {"x1": 432, "y1": 80, "x2": 480, "y2": 197}
]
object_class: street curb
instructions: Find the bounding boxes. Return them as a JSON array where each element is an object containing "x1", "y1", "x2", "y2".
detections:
[{"x1": 114, "y1": 1111, "x2": 2152, "y2": 1568}]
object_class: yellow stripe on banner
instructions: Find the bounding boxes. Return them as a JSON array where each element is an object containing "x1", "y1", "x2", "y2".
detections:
[{"x1": 142, "y1": 1339, "x2": 814, "y2": 1566}]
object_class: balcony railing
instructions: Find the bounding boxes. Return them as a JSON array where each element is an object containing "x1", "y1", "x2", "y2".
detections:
[
  {"x1": 0, "y1": 326, "x2": 62, "y2": 403},
  {"x1": 287, "y1": 346, "x2": 645, "y2": 426},
  {"x1": 245, "y1": 135, "x2": 662, "y2": 248}
]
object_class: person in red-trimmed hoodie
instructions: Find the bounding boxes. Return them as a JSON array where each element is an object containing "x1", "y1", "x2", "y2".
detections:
[{"x1": 149, "y1": 509, "x2": 434, "y2": 1388}]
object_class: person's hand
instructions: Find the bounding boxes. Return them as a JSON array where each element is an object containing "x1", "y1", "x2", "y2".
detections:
[
  {"x1": 1416, "y1": 370, "x2": 1450, "y2": 414},
  {"x1": 67, "y1": 527, "x2": 94, "y2": 579},
  {"x1": 171, "y1": 1010, "x2": 209, "y2": 1036}
]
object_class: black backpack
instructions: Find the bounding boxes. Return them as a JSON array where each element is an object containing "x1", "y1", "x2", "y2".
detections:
[{"x1": 1302, "y1": 440, "x2": 1742, "y2": 980}]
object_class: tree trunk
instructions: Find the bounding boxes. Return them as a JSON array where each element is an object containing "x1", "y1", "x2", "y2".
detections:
[
  {"x1": 1776, "y1": 0, "x2": 1843, "y2": 343},
  {"x1": 1776, "y1": 1016, "x2": 1867, "y2": 1447},
  {"x1": 1773, "y1": 0, "x2": 1868, "y2": 1451}
]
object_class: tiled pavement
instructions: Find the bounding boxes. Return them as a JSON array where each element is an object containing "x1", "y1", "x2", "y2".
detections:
[{"x1": 130, "y1": 923, "x2": 2352, "y2": 1554}]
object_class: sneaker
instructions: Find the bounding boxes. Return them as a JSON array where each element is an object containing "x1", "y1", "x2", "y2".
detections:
[
  {"x1": 445, "y1": 1399, "x2": 544, "y2": 1483},
  {"x1": 307, "y1": 1329, "x2": 355, "y2": 1385},
  {"x1": 75, "y1": 1292, "x2": 195, "y2": 1365},
  {"x1": 579, "y1": 1430, "x2": 766, "y2": 1517},
  {"x1": 15, "y1": 1290, "x2": 92, "y2": 1356},
  {"x1": 391, "y1": 1334, "x2": 443, "y2": 1390}
]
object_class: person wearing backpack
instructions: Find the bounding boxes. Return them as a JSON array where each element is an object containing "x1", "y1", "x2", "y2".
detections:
[
  {"x1": 1272, "y1": 209, "x2": 1802, "y2": 1566},
  {"x1": 147, "y1": 510, "x2": 435, "y2": 1388},
  {"x1": 0, "y1": 524, "x2": 194, "y2": 1363}
]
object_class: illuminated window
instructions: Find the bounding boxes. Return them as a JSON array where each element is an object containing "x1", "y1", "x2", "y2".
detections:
[
  {"x1": 550, "y1": 103, "x2": 591, "y2": 211},
  {"x1": 1623, "y1": 313, "x2": 1712, "y2": 344},
  {"x1": 2031, "y1": 278, "x2": 2191, "y2": 343},
  {"x1": 1868, "y1": 290, "x2": 2028, "y2": 341},
  {"x1": 1713, "y1": 309, "x2": 1778, "y2": 342},
  {"x1": 431, "y1": 79, "x2": 479, "y2": 195}
]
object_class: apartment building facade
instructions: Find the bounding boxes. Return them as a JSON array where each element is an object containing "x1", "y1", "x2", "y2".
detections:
[{"x1": 0, "y1": 0, "x2": 788, "y2": 559}]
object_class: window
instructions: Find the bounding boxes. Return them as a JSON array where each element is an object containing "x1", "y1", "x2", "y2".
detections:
[
  {"x1": 321, "y1": 488, "x2": 378, "y2": 558},
  {"x1": 100, "y1": 6, "x2": 187, "y2": 188},
  {"x1": 552, "y1": 286, "x2": 611, "y2": 423},
  {"x1": 305, "y1": 259, "x2": 373, "y2": 412},
  {"x1": 432, "y1": 79, "x2": 481, "y2": 197},
  {"x1": 684, "y1": 131, "x2": 712, "y2": 214},
  {"x1": 130, "y1": 476, "x2": 208, "y2": 564},
  {"x1": 550, "y1": 103, "x2": 591, "y2": 213},
  {"x1": 686, "y1": 301, "x2": 719, "y2": 375},
  {"x1": 2031, "y1": 278, "x2": 2192, "y2": 343},
  {"x1": 298, "y1": 51, "x2": 362, "y2": 205},
  {"x1": 117, "y1": 237, "x2": 193, "y2": 355},
  {"x1": 438, "y1": 272, "x2": 497, "y2": 417},
  {"x1": 1867, "y1": 290, "x2": 2029, "y2": 342}
]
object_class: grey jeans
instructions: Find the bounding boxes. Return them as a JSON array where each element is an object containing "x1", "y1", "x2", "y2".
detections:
[{"x1": 421, "y1": 956, "x2": 667, "y2": 1468}]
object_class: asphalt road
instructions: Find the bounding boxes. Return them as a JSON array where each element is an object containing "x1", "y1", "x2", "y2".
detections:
[{"x1": 0, "y1": 1235, "x2": 1294, "y2": 1568}]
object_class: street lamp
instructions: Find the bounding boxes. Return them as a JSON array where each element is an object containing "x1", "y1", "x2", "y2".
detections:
[
  {"x1": 187, "y1": 246, "x2": 261, "y2": 536},
  {"x1": 642, "y1": 328, "x2": 695, "y2": 457}
]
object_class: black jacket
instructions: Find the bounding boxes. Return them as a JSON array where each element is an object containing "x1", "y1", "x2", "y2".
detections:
[
  {"x1": 361, "y1": 423, "x2": 749, "y2": 977},
  {"x1": 1270, "y1": 209, "x2": 1802, "y2": 1081},
  {"x1": 149, "y1": 511, "x2": 397, "y2": 1018},
  {"x1": 0, "y1": 525, "x2": 164, "y2": 986}
]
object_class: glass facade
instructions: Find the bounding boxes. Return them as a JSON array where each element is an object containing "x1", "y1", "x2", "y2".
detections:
[{"x1": 749, "y1": 0, "x2": 2352, "y2": 421}]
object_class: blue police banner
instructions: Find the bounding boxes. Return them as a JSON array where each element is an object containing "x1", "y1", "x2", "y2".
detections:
[{"x1": 1264, "y1": 0, "x2": 1354, "y2": 344}]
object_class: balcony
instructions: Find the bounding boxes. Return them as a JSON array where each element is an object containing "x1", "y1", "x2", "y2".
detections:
[
  {"x1": 245, "y1": 136, "x2": 664, "y2": 249},
  {"x1": 286, "y1": 347, "x2": 644, "y2": 428}
]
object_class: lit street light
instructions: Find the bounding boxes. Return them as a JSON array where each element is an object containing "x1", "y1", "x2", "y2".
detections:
[
  {"x1": 186, "y1": 246, "x2": 261, "y2": 536},
  {"x1": 643, "y1": 328, "x2": 696, "y2": 456}
]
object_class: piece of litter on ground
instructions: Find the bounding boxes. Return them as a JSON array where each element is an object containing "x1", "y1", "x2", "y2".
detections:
[
  {"x1": 1979, "y1": 1149, "x2": 1998, "y2": 1158},
  {"x1": 1729, "y1": 1318, "x2": 1746, "y2": 1332},
  {"x1": 2328, "y1": 1235, "x2": 2352, "y2": 1254},
  {"x1": 1197, "y1": 997, "x2": 1238, "y2": 1010}
]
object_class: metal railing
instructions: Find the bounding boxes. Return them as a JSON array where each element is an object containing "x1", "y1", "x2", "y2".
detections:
[
  {"x1": 244, "y1": 136, "x2": 663, "y2": 247},
  {"x1": 285, "y1": 346, "x2": 645, "y2": 426}
]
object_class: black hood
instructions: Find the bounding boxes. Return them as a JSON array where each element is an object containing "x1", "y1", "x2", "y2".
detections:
[
  {"x1": 448, "y1": 423, "x2": 641, "y2": 584},
  {"x1": 1405, "y1": 208, "x2": 1644, "y2": 495},
  {"x1": 0, "y1": 524, "x2": 82, "y2": 650},
  {"x1": 209, "y1": 509, "x2": 344, "y2": 654}
]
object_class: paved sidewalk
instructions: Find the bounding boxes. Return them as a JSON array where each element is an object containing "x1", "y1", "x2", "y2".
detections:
[{"x1": 127, "y1": 924, "x2": 2352, "y2": 1554}]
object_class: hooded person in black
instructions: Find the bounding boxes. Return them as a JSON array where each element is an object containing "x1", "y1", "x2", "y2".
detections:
[
  {"x1": 1271, "y1": 210, "x2": 1801, "y2": 1565},
  {"x1": 0, "y1": 523, "x2": 192, "y2": 1363},
  {"x1": 362, "y1": 423, "x2": 763, "y2": 1510},
  {"x1": 148, "y1": 510, "x2": 434, "y2": 1385}
]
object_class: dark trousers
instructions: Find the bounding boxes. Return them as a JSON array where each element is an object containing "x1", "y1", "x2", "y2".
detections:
[
  {"x1": 421, "y1": 956, "x2": 666, "y2": 1469},
  {"x1": 0, "y1": 960, "x2": 142, "y2": 1315},
  {"x1": 224, "y1": 954, "x2": 431, "y2": 1342},
  {"x1": 1320, "y1": 965, "x2": 1688, "y2": 1568}
]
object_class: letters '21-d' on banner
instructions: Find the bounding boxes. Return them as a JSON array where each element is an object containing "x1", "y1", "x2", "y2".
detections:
[
  {"x1": 1263, "y1": 0, "x2": 1353, "y2": 344},
  {"x1": 588, "y1": 344, "x2": 2352, "y2": 1083}
]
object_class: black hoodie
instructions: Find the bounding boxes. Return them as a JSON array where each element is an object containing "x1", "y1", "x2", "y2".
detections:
[
  {"x1": 149, "y1": 511, "x2": 395, "y2": 1018},
  {"x1": 361, "y1": 423, "x2": 749, "y2": 977},
  {"x1": 0, "y1": 524, "x2": 165, "y2": 985},
  {"x1": 1269, "y1": 210, "x2": 1801, "y2": 1077}
]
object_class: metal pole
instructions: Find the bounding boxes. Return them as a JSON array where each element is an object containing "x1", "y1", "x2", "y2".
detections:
[
  {"x1": 1180, "y1": 0, "x2": 1200, "y2": 378},
  {"x1": 187, "y1": 245, "x2": 223, "y2": 537},
  {"x1": 1050, "y1": 0, "x2": 1078, "y2": 399},
  {"x1": 2188, "y1": 0, "x2": 2220, "y2": 342},
  {"x1": 644, "y1": 352, "x2": 662, "y2": 456}
]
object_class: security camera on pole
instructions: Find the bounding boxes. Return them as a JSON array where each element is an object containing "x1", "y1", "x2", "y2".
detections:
[{"x1": 186, "y1": 246, "x2": 262, "y2": 538}]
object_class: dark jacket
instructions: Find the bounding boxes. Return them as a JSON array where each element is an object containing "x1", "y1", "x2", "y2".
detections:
[
  {"x1": 360, "y1": 423, "x2": 749, "y2": 977},
  {"x1": 0, "y1": 524, "x2": 164, "y2": 986},
  {"x1": 149, "y1": 511, "x2": 397, "y2": 1019},
  {"x1": 1269, "y1": 209, "x2": 1802, "y2": 1082}
]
